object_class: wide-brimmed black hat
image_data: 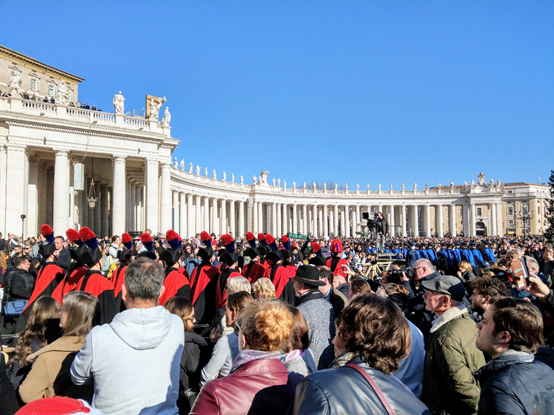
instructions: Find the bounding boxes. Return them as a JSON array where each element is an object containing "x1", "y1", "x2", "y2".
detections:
[
  {"x1": 79, "y1": 247, "x2": 103, "y2": 266},
  {"x1": 280, "y1": 249, "x2": 290, "y2": 262},
  {"x1": 160, "y1": 249, "x2": 181, "y2": 265},
  {"x1": 39, "y1": 243, "x2": 57, "y2": 258},
  {"x1": 255, "y1": 246, "x2": 267, "y2": 257},
  {"x1": 243, "y1": 248, "x2": 258, "y2": 259},
  {"x1": 117, "y1": 248, "x2": 133, "y2": 262},
  {"x1": 197, "y1": 247, "x2": 213, "y2": 263},
  {"x1": 293, "y1": 265, "x2": 324, "y2": 287},
  {"x1": 219, "y1": 252, "x2": 235, "y2": 266},
  {"x1": 69, "y1": 244, "x2": 87, "y2": 263},
  {"x1": 266, "y1": 251, "x2": 282, "y2": 263},
  {"x1": 308, "y1": 256, "x2": 325, "y2": 266},
  {"x1": 136, "y1": 251, "x2": 157, "y2": 260}
]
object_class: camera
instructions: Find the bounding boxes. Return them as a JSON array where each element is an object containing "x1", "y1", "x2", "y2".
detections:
[
  {"x1": 363, "y1": 212, "x2": 380, "y2": 230},
  {"x1": 390, "y1": 268, "x2": 414, "y2": 278}
]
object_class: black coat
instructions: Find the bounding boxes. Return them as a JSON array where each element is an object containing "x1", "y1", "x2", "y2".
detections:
[
  {"x1": 475, "y1": 353, "x2": 554, "y2": 415},
  {"x1": 8, "y1": 269, "x2": 34, "y2": 300},
  {"x1": 0, "y1": 353, "x2": 19, "y2": 415},
  {"x1": 292, "y1": 357, "x2": 431, "y2": 415},
  {"x1": 178, "y1": 330, "x2": 209, "y2": 414}
]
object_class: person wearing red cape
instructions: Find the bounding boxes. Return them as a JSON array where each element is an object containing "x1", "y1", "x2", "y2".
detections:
[
  {"x1": 74, "y1": 227, "x2": 117, "y2": 325},
  {"x1": 326, "y1": 239, "x2": 349, "y2": 278},
  {"x1": 262, "y1": 251, "x2": 296, "y2": 305},
  {"x1": 241, "y1": 248, "x2": 265, "y2": 284},
  {"x1": 189, "y1": 246, "x2": 219, "y2": 325},
  {"x1": 158, "y1": 230, "x2": 191, "y2": 306}
]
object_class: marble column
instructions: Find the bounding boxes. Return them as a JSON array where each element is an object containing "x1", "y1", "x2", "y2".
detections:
[
  {"x1": 0, "y1": 146, "x2": 6, "y2": 232},
  {"x1": 53, "y1": 149, "x2": 69, "y2": 234},
  {"x1": 354, "y1": 205, "x2": 360, "y2": 236},
  {"x1": 344, "y1": 205, "x2": 350, "y2": 237},
  {"x1": 462, "y1": 203, "x2": 469, "y2": 236},
  {"x1": 27, "y1": 160, "x2": 38, "y2": 237},
  {"x1": 470, "y1": 202, "x2": 476, "y2": 236},
  {"x1": 411, "y1": 205, "x2": 419, "y2": 237},
  {"x1": 389, "y1": 205, "x2": 395, "y2": 237},
  {"x1": 94, "y1": 186, "x2": 102, "y2": 236},
  {"x1": 318, "y1": 208, "x2": 323, "y2": 238},
  {"x1": 221, "y1": 199, "x2": 227, "y2": 234},
  {"x1": 292, "y1": 204, "x2": 298, "y2": 234},
  {"x1": 312, "y1": 205, "x2": 317, "y2": 236},
  {"x1": 276, "y1": 203, "x2": 281, "y2": 236},
  {"x1": 424, "y1": 205, "x2": 431, "y2": 237},
  {"x1": 145, "y1": 160, "x2": 158, "y2": 233},
  {"x1": 448, "y1": 204, "x2": 455, "y2": 237},
  {"x1": 258, "y1": 202, "x2": 263, "y2": 233},
  {"x1": 271, "y1": 203, "x2": 279, "y2": 238},
  {"x1": 436, "y1": 205, "x2": 444, "y2": 237},
  {"x1": 100, "y1": 184, "x2": 109, "y2": 237},
  {"x1": 172, "y1": 191, "x2": 179, "y2": 232},
  {"x1": 180, "y1": 193, "x2": 187, "y2": 237},
  {"x1": 187, "y1": 194, "x2": 194, "y2": 236},
  {"x1": 334, "y1": 205, "x2": 339, "y2": 237},
  {"x1": 210, "y1": 198, "x2": 217, "y2": 235},
  {"x1": 323, "y1": 205, "x2": 329, "y2": 237},
  {"x1": 490, "y1": 202, "x2": 497, "y2": 236},
  {"x1": 195, "y1": 195, "x2": 201, "y2": 234},
  {"x1": 130, "y1": 184, "x2": 137, "y2": 232},
  {"x1": 111, "y1": 156, "x2": 126, "y2": 235},
  {"x1": 253, "y1": 201, "x2": 258, "y2": 233},
  {"x1": 302, "y1": 204, "x2": 308, "y2": 235},
  {"x1": 400, "y1": 205, "x2": 406, "y2": 237},
  {"x1": 239, "y1": 200, "x2": 245, "y2": 237},
  {"x1": 203, "y1": 197, "x2": 209, "y2": 232},
  {"x1": 159, "y1": 163, "x2": 172, "y2": 232},
  {"x1": 230, "y1": 200, "x2": 236, "y2": 236}
]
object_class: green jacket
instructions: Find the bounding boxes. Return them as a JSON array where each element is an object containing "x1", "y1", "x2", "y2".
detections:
[{"x1": 421, "y1": 306, "x2": 486, "y2": 415}]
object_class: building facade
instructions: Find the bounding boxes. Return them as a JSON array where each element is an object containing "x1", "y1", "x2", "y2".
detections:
[{"x1": 0, "y1": 45, "x2": 550, "y2": 239}]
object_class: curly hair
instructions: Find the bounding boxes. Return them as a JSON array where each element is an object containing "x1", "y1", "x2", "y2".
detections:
[
  {"x1": 252, "y1": 278, "x2": 276, "y2": 299},
  {"x1": 338, "y1": 294, "x2": 411, "y2": 374},
  {"x1": 239, "y1": 299, "x2": 294, "y2": 352},
  {"x1": 11, "y1": 297, "x2": 60, "y2": 368}
]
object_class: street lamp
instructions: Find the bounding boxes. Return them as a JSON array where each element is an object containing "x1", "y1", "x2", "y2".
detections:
[
  {"x1": 516, "y1": 209, "x2": 534, "y2": 238},
  {"x1": 20, "y1": 214, "x2": 26, "y2": 241}
]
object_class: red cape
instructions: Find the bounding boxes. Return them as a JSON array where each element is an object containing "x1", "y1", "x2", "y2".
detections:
[
  {"x1": 190, "y1": 264, "x2": 219, "y2": 305},
  {"x1": 326, "y1": 258, "x2": 349, "y2": 277},
  {"x1": 159, "y1": 268, "x2": 191, "y2": 305},
  {"x1": 51, "y1": 266, "x2": 87, "y2": 304},
  {"x1": 263, "y1": 261, "x2": 293, "y2": 298},
  {"x1": 215, "y1": 269, "x2": 242, "y2": 310},
  {"x1": 78, "y1": 270, "x2": 117, "y2": 324},
  {"x1": 241, "y1": 261, "x2": 266, "y2": 284},
  {"x1": 24, "y1": 263, "x2": 65, "y2": 311}
]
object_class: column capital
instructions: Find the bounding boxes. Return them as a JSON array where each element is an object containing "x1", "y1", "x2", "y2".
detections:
[
  {"x1": 53, "y1": 148, "x2": 68, "y2": 156},
  {"x1": 113, "y1": 155, "x2": 127, "y2": 163}
]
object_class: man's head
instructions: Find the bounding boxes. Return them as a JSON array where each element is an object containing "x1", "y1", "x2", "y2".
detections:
[
  {"x1": 318, "y1": 267, "x2": 333, "y2": 294},
  {"x1": 292, "y1": 265, "x2": 324, "y2": 297},
  {"x1": 476, "y1": 297, "x2": 544, "y2": 359},
  {"x1": 54, "y1": 236, "x2": 65, "y2": 252},
  {"x1": 13, "y1": 256, "x2": 30, "y2": 271},
  {"x1": 421, "y1": 275, "x2": 465, "y2": 316},
  {"x1": 413, "y1": 258, "x2": 434, "y2": 281},
  {"x1": 122, "y1": 258, "x2": 165, "y2": 308},
  {"x1": 470, "y1": 277, "x2": 508, "y2": 314}
]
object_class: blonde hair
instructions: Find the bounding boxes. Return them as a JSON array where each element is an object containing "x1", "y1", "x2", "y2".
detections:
[
  {"x1": 0, "y1": 252, "x2": 6, "y2": 270},
  {"x1": 227, "y1": 276, "x2": 251, "y2": 294},
  {"x1": 61, "y1": 291, "x2": 100, "y2": 339},
  {"x1": 459, "y1": 261, "x2": 472, "y2": 272},
  {"x1": 239, "y1": 299, "x2": 294, "y2": 352},
  {"x1": 252, "y1": 278, "x2": 276, "y2": 299}
]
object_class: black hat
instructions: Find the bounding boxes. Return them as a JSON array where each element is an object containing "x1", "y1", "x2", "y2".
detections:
[
  {"x1": 308, "y1": 256, "x2": 325, "y2": 266},
  {"x1": 243, "y1": 248, "x2": 258, "y2": 259},
  {"x1": 79, "y1": 247, "x2": 103, "y2": 266},
  {"x1": 255, "y1": 246, "x2": 267, "y2": 257},
  {"x1": 160, "y1": 249, "x2": 181, "y2": 265},
  {"x1": 39, "y1": 243, "x2": 57, "y2": 258},
  {"x1": 266, "y1": 251, "x2": 282, "y2": 263},
  {"x1": 197, "y1": 247, "x2": 213, "y2": 263},
  {"x1": 219, "y1": 252, "x2": 235, "y2": 266},
  {"x1": 69, "y1": 244, "x2": 87, "y2": 263},
  {"x1": 118, "y1": 248, "x2": 133, "y2": 261},
  {"x1": 293, "y1": 265, "x2": 324, "y2": 287},
  {"x1": 136, "y1": 251, "x2": 157, "y2": 260},
  {"x1": 280, "y1": 249, "x2": 291, "y2": 262}
]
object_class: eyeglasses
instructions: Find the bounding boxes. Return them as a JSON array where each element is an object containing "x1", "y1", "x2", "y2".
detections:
[{"x1": 235, "y1": 320, "x2": 242, "y2": 332}]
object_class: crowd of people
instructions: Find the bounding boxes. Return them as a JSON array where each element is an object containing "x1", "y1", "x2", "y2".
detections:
[{"x1": 0, "y1": 223, "x2": 554, "y2": 415}]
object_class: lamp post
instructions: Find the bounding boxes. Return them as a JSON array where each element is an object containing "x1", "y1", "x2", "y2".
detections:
[
  {"x1": 516, "y1": 209, "x2": 534, "y2": 238},
  {"x1": 20, "y1": 214, "x2": 26, "y2": 241}
]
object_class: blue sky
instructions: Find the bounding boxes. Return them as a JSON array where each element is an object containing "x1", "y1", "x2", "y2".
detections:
[{"x1": 2, "y1": 0, "x2": 553, "y2": 188}]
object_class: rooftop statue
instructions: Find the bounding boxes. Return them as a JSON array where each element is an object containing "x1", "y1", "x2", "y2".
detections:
[
  {"x1": 180, "y1": 159, "x2": 185, "y2": 171},
  {"x1": 8, "y1": 72, "x2": 21, "y2": 98},
  {"x1": 189, "y1": 162, "x2": 193, "y2": 173},
  {"x1": 259, "y1": 170, "x2": 269, "y2": 185},
  {"x1": 58, "y1": 81, "x2": 70, "y2": 106},
  {"x1": 113, "y1": 91, "x2": 125, "y2": 114},
  {"x1": 161, "y1": 107, "x2": 171, "y2": 127},
  {"x1": 478, "y1": 172, "x2": 486, "y2": 186}
]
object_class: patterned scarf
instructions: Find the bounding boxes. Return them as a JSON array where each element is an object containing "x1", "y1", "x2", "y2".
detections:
[{"x1": 330, "y1": 351, "x2": 356, "y2": 368}]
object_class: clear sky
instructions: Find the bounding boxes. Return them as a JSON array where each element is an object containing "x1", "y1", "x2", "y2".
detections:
[{"x1": 2, "y1": 0, "x2": 553, "y2": 188}]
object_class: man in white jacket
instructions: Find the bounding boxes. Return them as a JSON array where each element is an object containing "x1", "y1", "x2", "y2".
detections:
[{"x1": 71, "y1": 257, "x2": 185, "y2": 415}]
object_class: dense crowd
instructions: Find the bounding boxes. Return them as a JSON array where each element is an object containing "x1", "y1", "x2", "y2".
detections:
[{"x1": 1, "y1": 224, "x2": 553, "y2": 415}]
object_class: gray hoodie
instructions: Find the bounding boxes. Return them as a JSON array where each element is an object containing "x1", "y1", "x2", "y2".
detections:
[{"x1": 71, "y1": 306, "x2": 184, "y2": 415}]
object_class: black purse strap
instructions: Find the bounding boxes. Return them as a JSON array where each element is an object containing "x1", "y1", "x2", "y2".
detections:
[{"x1": 345, "y1": 363, "x2": 396, "y2": 415}]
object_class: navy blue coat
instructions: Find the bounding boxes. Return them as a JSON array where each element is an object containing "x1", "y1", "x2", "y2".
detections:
[{"x1": 475, "y1": 353, "x2": 554, "y2": 415}]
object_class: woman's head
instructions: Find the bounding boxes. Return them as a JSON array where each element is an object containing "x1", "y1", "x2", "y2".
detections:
[
  {"x1": 226, "y1": 276, "x2": 251, "y2": 295},
  {"x1": 459, "y1": 261, "x2": 472, "y2": 272},
  {"x1": 282, "y1": 305, "x2": 310, "y2": 353},
  {"x1": 27, "y1": 296, "x2": 61, "y2": 329},
  {"x1": 238, "y1": 299, "x2": 294, "y2": 352},
  {"x1": 348, "y1": 278, "x2": 373, "y2": 299},
  {"x1": 165, "y1": 296, "x2": 195, "y2": 331},
  {"x1": 60, "y1": 291, "x2": 100, "y2": 339},
  {"x1": 252, "y1": 278, "x2": 276, "y2": 299},
  {"x1": 226, "y1": 291, "x2": 253, "y2": 328},
  {"x1": 334, "y1": 294, "x2": 411, "y2": 374}
]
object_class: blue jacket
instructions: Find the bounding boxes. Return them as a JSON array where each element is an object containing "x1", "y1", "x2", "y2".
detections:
[{"x1": 475, "y1": 352, "x2": 554, "y2": 415}]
